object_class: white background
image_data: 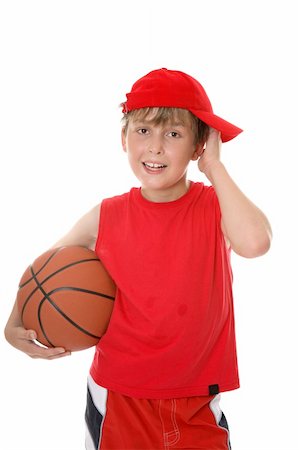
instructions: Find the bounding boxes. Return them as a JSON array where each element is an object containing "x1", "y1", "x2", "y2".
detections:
[{"x1": 0, "y1": 1, "x2": 298, "y2": 449}]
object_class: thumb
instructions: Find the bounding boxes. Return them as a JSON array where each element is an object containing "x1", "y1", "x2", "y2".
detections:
[{"x1": 26, "y1": 329, "x2": 37, "y2": 341}]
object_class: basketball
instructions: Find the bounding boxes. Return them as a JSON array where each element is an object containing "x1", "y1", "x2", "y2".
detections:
[{"x1": 17, "y1": 246, "x2": 116, "y2": 351}]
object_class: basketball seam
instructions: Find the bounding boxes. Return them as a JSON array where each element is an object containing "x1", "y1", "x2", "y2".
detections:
[
  {"x1": 31, "y1": 271, "x2": 103, "y2": 347},
  {"x1": 20, "y1": 257, "x2": 113, "y2": 320},
  {"x1": 38, "y1": 295, "x2": 101, "y2": 343},
  {"x1": 18, "y1": 247, "x2": 62, "y2": 288}
]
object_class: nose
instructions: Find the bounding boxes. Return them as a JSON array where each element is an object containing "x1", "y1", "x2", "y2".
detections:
[{"x1": 148, "y1": 135, "x2": 164, "y2": 155}]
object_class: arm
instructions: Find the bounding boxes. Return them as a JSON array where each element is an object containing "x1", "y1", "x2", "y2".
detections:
[
  {"x1": 198, "y1": 129, "x2": 272, "y2": 258},
  {"x1": 4, "y1": 204, "x2": 101, "y2": 359},
  {"x1": 50, "y1": 204, "x2": 100, "y2": 250}
]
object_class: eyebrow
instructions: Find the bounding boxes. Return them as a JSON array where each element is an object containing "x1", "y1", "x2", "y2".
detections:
[{"x1": 134, "y1": 120, "x2": 186, "y2": 127}]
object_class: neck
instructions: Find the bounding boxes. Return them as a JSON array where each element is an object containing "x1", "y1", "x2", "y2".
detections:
[{"x1": 141, "y1": 180, "x2": 191, "y2": 203}]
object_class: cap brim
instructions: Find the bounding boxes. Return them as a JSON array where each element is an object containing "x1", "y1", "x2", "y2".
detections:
[{"x1": 189, "y1": 109, "x2": 243, "y2": 143}]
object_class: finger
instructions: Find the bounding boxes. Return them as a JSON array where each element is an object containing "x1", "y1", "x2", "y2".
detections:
[
  {"x1": 208, "y1": 128, "x2": 220, "y2": 138},
  {"x1": 28, "y1": 343, "x2": 71, "y2": 359},
  {"x1": 21, "y1": 330, "x2": 70, "y2": 359},
  {"x1": 24, "y1": 329, "x2": 37, "y2": 341},
  {"x1": 47, "y1": 350, "x2": 72, "y2": 360}
]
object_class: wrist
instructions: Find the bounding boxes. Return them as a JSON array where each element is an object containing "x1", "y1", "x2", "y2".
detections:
[{"x1": 202, "y1": 160, "x2": 225, "y2": 183}]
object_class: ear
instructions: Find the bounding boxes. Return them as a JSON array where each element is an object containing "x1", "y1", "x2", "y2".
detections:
[
  {"x1": 121, "y1": 128, "x2": 127, "y2": 152},
  {"x1": 191, "y1": 143, "x2": 204, "y2": 161}
]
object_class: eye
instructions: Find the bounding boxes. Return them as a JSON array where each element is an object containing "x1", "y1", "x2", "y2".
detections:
[
  {"x1": 167, "y1": 131, "x2": 180, "y2": 138},
  {"x1": 137, "y1": 128, "x2": 149, "y2": 135}
]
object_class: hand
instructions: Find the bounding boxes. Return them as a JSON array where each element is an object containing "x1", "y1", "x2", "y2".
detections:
[
  {"x1": 198, "y1": 128, "x2": 222, "y2": 180},
  {"x1": 5, "y1": 325, "x2": 71, "y2": 360}
]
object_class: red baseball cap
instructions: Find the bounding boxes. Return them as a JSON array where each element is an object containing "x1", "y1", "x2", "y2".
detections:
[{"x1": 121, "y1": 68, "x2": 243, "y2": 143}]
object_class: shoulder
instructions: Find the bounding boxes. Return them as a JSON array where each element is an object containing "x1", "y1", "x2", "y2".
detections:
[
  {"x1": 102, "y1": 191, "x2": 131, "y2": 206},
  {"x1": 192, "y1": 182, "x2": 218, "y2": 205},
  {"x1": 191, "y1": 182, "x2": 222, "y2": 227},
  {"x1": 100, "y1": 190, "x2": 133, "y2": 216},
  {"x1": 51, "y1": 203, "x2": 101, "y2": 251}
]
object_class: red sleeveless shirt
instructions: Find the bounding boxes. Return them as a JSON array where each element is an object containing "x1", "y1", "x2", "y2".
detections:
[{"x1": 90, "y1": 182, "x2": 239, "y2": 399}]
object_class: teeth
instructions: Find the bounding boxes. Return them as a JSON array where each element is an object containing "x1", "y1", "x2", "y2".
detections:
[{"x1": 144, "y1": 162, "x2": 166, "y2": 168}]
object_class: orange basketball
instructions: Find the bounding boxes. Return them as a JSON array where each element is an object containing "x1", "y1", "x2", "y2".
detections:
[{"x1": 17, "y1": 246, "x2": 116, "y2": 351}]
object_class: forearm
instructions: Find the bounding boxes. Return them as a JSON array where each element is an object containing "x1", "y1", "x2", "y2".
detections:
[
  {"x1": 205, "y1": 161, "x2": 272, "y2": 258},
  {"x1": 5, "y1": 300, "x2": 22, "y2": 334},
  {"x1": 4, "y1": 299, "x2": 31, "y2": 348},
  {"x1": 5, "y1": 293, "x2": 70, "y2": 358}
]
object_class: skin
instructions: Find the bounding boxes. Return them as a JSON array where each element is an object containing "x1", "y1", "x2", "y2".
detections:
[
  {"x1": 199, "y1": 129, "x2": 272, "y2": 257},
  {"x1": 4, "y1": 116, "x2": 272, "y2": 359},
  {"x1": 121, "y1": 117, "x2": 203, "y2": 203}
]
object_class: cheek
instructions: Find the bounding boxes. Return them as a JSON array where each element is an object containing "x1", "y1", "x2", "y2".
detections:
[
  {"x1": 173, "y1": 149, "x2": 195, "y2": 166},
  {"x1": 125, "y1": 135, "x2": 139, "y2": 153},
  {"x1": 127, "y1": 149, "x2": 140, "y2": 170},
  {"x1": 127, "y1": 136, "x2": 147, "y2": 161}
]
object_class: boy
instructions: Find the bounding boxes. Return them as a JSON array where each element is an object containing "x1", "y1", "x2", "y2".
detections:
[{"x1": 5, "y1": 68, "x2": 272, "y2": 449}]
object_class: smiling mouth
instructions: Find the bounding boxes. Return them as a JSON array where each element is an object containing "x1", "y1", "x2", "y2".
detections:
[{"x1": 142, "y1": 162, "x2": 167, "y2": 169}]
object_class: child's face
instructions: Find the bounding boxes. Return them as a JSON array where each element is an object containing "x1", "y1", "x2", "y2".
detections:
[{"x1": 122, "y1": 116, "x2": 202, "y2": 202}]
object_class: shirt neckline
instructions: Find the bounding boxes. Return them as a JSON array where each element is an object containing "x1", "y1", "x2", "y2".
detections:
[{"x1": 132, "y1": 181, "x2": 199, "y2": 209}]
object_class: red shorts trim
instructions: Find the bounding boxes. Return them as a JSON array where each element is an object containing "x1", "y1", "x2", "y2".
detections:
[{"x1": 85, "y1": 375, "x2": 231, "y2": 450}]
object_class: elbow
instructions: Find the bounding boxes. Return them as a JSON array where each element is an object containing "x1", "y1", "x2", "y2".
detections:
[
  {"x1": 233, "y1": 233, "x2": 272, "y2": 258},
  {"x1": 244, "y1": 238, "x2": 271, "y2": 258}
]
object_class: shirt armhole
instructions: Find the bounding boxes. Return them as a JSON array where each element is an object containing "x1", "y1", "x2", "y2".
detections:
[
  {"x1": 210, "y1": 186, "x2": 231, "y2": 250},
  {"x1": 94, "y1": 201, "x2": 104, "y2": 254}
]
